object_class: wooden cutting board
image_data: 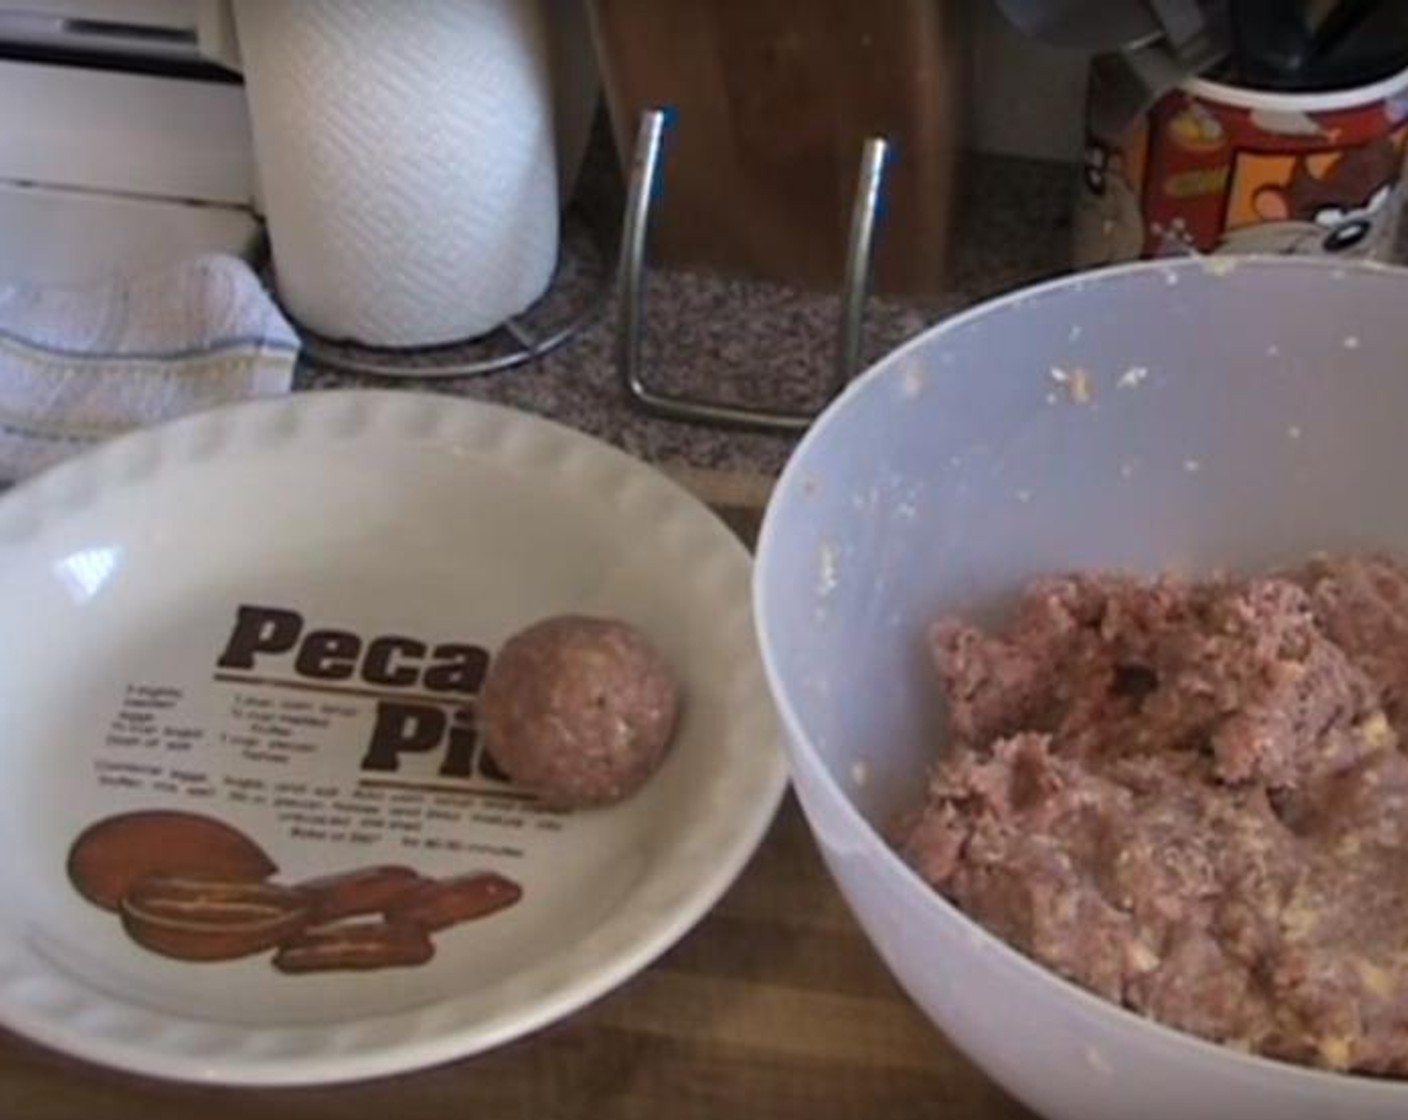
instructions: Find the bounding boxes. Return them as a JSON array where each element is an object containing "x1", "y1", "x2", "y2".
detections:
[
  {"x1": 0, "y1": 489, "x2": 1035, "y2": 1120},
  {"x1": 588, "y1": 0, "x2": 964, "y2": 294}
]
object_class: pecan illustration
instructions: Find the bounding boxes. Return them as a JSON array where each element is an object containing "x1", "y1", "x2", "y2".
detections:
[
  {"x1": 296, "y1": 865, "x2": 426, "y2": 924},
  {"x1": 120, "y1": 875, "x2": 309, "y2": 961},
  {"x1": 68, "y1": 811, "x2": 276, "y2": 912},
  {"x1": 384, "y1": 871, "x2": 523, "y2": 932},
  {"x1": 273, "y1": 920, "x2": 435, "y2": 974}
]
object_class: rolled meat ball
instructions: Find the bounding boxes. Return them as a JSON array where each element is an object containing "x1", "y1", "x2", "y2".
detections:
[{"x1": 481, "y1": 615, "x2": 681, "y2": 808}]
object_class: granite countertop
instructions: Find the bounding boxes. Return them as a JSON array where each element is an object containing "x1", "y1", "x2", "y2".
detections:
[{"x1": 298, "y1": 153, "x2": 1078, "y2": 478}]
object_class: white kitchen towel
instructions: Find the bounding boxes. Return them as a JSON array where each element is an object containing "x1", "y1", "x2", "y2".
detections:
[{"x1": 0, "y1": 254, "x2": 299, "y2": 482}]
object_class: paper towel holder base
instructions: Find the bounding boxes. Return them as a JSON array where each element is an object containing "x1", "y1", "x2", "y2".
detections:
[
  {"x1": 287, "y1": 207, "x2": 610, "y2": 379},
  {"x1": 617, "y1": 108, "x2": 888, "y2": 434}
]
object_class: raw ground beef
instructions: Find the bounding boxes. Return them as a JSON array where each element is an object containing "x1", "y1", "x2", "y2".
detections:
[
  {"x1": 480, "y1": 615, "x2": 680, "y2": 808},
  {"x1": 894, "y1": 555, "x2": 1408, "y2": 1075}
]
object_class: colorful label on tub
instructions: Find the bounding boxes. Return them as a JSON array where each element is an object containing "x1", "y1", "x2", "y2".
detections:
[{"x1": 1075, "y1": 82, "x2": 1408, "y2": 265}]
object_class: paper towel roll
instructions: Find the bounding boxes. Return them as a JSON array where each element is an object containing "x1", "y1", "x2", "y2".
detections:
[{"x1": 234, "y1": 0, "x2": 560, "y2": 347}]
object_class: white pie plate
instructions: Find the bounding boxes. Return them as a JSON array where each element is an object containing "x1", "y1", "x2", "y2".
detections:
[{"x1": 0, "y1": 390, "x2": 787, "y2": 1086}]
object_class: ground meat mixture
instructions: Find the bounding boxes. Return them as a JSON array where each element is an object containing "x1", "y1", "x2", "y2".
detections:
[
  {"x1": 481, "y1": 615, "x2": 680, "y2": 809},
  {"x1": 894, "y1": 555, "x2": 1408, "y2": 1076}
]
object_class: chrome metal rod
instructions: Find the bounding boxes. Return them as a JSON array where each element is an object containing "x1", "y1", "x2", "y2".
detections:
[
  {"x1": 618, "y1": 108, "x2": 888, "y2": 432},
  {"x1": 835, "y1": 136, "x2": 888, "y2": 390},
  {"x1": 617, "y1": 110, "x2": 813, "y2": 431},
  {"x1": 617, "y1": 108, "x2": 665, "y2": 411}
]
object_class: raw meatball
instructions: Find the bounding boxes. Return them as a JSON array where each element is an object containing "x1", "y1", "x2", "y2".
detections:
[{"x1": 480, "y1": 615, "x2": 680, "y2": 808}]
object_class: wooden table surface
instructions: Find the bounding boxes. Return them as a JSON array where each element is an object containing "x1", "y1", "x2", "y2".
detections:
[{"x1": 2, "y1": 492, "x2": 1036, "y2": 1119}]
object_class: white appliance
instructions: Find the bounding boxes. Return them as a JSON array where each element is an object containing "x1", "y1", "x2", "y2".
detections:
[{"x1": 0, "y1": 0, "x2": 262, "y2": 285}]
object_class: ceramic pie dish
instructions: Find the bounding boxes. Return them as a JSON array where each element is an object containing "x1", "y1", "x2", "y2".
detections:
[{"x1": 0, "y1": 389, "x2": 787, "y2": 1086}]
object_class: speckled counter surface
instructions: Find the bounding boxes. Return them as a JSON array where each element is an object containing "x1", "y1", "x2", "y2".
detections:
[{"x1": 297, "y1": 154, "x2": 1078, "y2": 477}]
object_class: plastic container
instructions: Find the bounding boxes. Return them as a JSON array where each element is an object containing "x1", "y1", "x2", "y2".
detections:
[
  {"x1": 756, "y1": 256, "x2": 1408, "y2": 1120},
  {"x1": 1073, "y1": 63, "x2": 1408, "y2": 266}
]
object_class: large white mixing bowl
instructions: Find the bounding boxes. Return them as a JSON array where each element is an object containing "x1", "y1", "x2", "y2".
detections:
[{"x1": 756, "y1": 257, "x2": 1408, "y2": 1120}]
